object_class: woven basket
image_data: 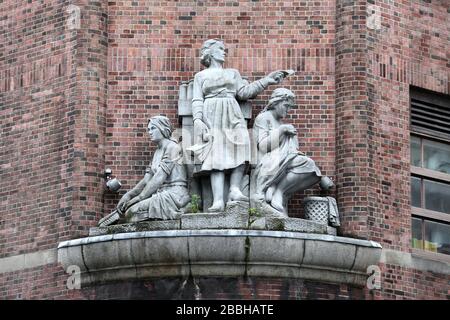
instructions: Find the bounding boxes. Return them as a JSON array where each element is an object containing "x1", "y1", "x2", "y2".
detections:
[{"x1": 304, "y1": 197, "x2": 328, "y2": 225}]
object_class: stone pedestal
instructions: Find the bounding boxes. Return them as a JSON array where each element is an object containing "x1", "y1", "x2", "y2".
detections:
[
  {"x1": 58, "y1": 229, "x2": 381, "y2": 287},
  {"x1": 59, "y1": 205, "x2": 382, "y2": 291}
]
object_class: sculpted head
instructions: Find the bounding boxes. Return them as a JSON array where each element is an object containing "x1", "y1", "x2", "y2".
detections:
[
  {"x1": 200, "y1": 39, "x2": 226, "y2": 67},
  {"x1": 147, "y1": 116, "x2": 173, "y2": 143},
  {"x1": 265, "y1": 88, "x2": 296, "y2": 118}
]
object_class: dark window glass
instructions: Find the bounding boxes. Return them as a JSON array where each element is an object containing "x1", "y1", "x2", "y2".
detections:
[
  {"x1": 411, "y1": 136, "x2": 421, "y2": 167},
  {"x1": 412, "y1": 218, "x2": 423, "y2": 249},
  {"x1": 424, "y1": 220, "x2": 450, "y2": 255},
  {"x1": 411, "y1": 177, "x2": 421, "y2": 208},
  {"x1": 424, "y1": 179, "x2": 450, "y2": 214},
  {"x1": 423, "y1": 139, "x2": 450, "y2": 174}
]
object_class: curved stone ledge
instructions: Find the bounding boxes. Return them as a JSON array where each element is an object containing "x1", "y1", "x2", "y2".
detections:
[{"x1": 57, "y1": 230, "x2": 382, "y2": 287}]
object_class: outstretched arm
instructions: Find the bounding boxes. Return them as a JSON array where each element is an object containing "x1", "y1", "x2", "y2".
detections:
[{"x1": 236, "y1": 70, "x2": 287, "y2": 100}]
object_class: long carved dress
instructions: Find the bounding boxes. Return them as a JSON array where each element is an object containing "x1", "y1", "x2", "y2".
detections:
[
  {"x1": 250, "y1": 111, "x2": 323, "y2": 208},
  {"x1": 127, "y1": 140, "x2": 190, "y2": 222},
  {"x1": 191, "y1": 68, "x2": 267, "y2": 173}
]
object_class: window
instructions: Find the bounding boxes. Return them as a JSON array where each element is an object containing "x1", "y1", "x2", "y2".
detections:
[{"x1": 410, "y1": 87, "x2": 450, "y2": 260}]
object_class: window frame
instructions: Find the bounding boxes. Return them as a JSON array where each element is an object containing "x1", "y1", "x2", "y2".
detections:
[
  {"x1": 411, "y1": 248, "x2": 450, "y2": 264},
  {"x1": 410, "y1": 87, "x2": 450, "y2": 260}
]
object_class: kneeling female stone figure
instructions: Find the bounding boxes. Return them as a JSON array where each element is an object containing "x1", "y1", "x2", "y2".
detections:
[
  {"x1": 250, "y1": 88, "x2": 334, "y2": 217},
  {"x1": 99, "y1": 116, "x2": 190, "y2": 226}
]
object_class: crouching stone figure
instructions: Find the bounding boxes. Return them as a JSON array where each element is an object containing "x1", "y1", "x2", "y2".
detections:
[
  {"x1": 250, "y1": 88, "x2": 334, "y2": 217},
  {"x1": 99, "y1": 116, "x2": 190, "y2": 227}
]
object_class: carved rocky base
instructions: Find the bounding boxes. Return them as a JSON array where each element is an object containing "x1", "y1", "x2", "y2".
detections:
[{"x1": 89, "y1": 213, "x2": 337, "y2": 237}]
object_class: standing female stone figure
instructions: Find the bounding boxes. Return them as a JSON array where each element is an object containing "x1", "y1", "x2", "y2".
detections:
[
  {"x1": 190, "y1": 39, "x2": 288, "y2": 212},
  {"x1": 99, "y1": 116, "x2": 190, "y2": 226},
  {"x1": 250, "y1": 88, "x2": 334, "y2": 216}
]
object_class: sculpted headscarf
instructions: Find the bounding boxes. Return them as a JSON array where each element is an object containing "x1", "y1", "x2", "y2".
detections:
[
  {"x1": 148, "y1": 116, "x2": 176, "y2": 142},
  {"x1": 263, "y1": 88, "x2": 296, "y2": 112}
]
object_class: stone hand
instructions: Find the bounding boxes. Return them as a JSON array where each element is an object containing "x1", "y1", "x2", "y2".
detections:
[
  {"x1": 117, "y1": 193, "x2": 131, "y2": 212},
  {"x1": 125, "y1": 195, "x2": 141, "y2": 210},
  {"x1": 266, "y1": 69, "x2": 294, "y2": 85},
  {"x1": 265, "y1": 70, "x2": 286, "y2": 85},
  {"x1": 194, "y1": 118, "x2": 209, "y2": 142}
]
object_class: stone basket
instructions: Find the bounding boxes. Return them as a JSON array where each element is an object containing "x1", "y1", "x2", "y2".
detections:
[{"x1": 304, "y1": 196, "x2": 329, "y2": 225}]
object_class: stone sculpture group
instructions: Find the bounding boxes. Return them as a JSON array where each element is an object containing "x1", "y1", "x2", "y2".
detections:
[{"x1": 99, "y1": 39, "x2": 337, "y2": 228}]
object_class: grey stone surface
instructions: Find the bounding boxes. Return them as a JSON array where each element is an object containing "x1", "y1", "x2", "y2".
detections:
[
  {"x1": 188, "y1": 235, "x2": 247, "y2": 277},
  {"x1": 225, "y1": 201, "x2": 249, "y2": 215},
  {"x1": 327, "y1": 226, "x2": 337, "y2": 236},
  {"x1": 82, "y1": 239, "x2": 129, "y2": 271},
  {"x1": 247, "y1": 236, "x2": 304, "y2": 265},
  {"x1": 181, "y1": 212, "x2": 249, "y2": 230},
  {"x1": 131, "y1": 235, "x2": 189, "y2": 266},
  {"x1": 382, "y1": 249, "x2": 450, "y2": 275},
  {"x1": 0, "y1": 249, "x2": 57, "y2": 273},
  {"x1": 303, "y1": 240, "x2": 357, "y2": 271},
  {"x1": 57, "y1": 229, "x2": 382, "y2": 286},
  {"x1": 248, "y1": 217, "x2": 266, "y2": 230},
  {"x1": 245, "y1": 265, "x2": 367, "y2": 285},
  {"x1": 265, "y1": 217, "x2": 328, "y2": 234},
  {"x1": 89, "y1": 220, "x2": 181, "y2": 236},
  {"x1": 351, "y1": 245, "x2": 383, "y2": 272},
  {"x1": 91, "y1": 213, "x2": 337, "y2": 235},
  {"x1": 57, "y1": 244, "x2": 87, "y2": 272},
  {"x1": 178, "y1": 80, "x2": 193, "y2": 116}
]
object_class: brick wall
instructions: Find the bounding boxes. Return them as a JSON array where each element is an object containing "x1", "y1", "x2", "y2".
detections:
[
  {"x1": 365, "y1": 0, "x2": 449, "y2": 248},
  {"x1": 0, "y1": 264, "x2": 84, "y2": 299},
  {"x1": 0, "y1": 0, "x2": 108, "y2": 298},
  {"x1": 76, "y1": 277, "x2": 365, "y2": 300},
  {"x1": 0, "y1": 0, "x2": 78, "y2": 258},
  {"x1": 69, "y1": 0, "x2": 108, "y2": 238},
  {"x1": 363, "y1": 0, "x2": 449, "y2": 299},
  {"x1": 335, "y1": 0, "x2": 370, "y2": 239},
  {"x1": 333, "y1": 0, "x2": 450, "y2": 299},
  {"x1": 375, "y1": 264, "x2": 450, "y2": 300}
]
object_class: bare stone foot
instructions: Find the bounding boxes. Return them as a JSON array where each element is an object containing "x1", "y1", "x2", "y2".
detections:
[
  {"x1": 319, "y1": 176, "x2": 334, "y2": 190},
  {"x1": 208, "y1": 200, "x2": 224, "y2": 212},
  {"x1": 228, "y1": 188, "x2": 249, "y2": 202}
]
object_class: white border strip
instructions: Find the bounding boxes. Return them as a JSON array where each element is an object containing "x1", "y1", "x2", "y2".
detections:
[{"x1": 0, "y1": 249, "x2": 57, "y2": 274}]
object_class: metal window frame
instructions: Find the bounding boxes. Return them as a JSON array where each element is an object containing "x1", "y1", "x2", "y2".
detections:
[
  {"x1": 411, "y1": 248, "x2": 450, "y2": 264},
  {"x1": 410, "y1": 87, "x2": 450, "y2": 260}
]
